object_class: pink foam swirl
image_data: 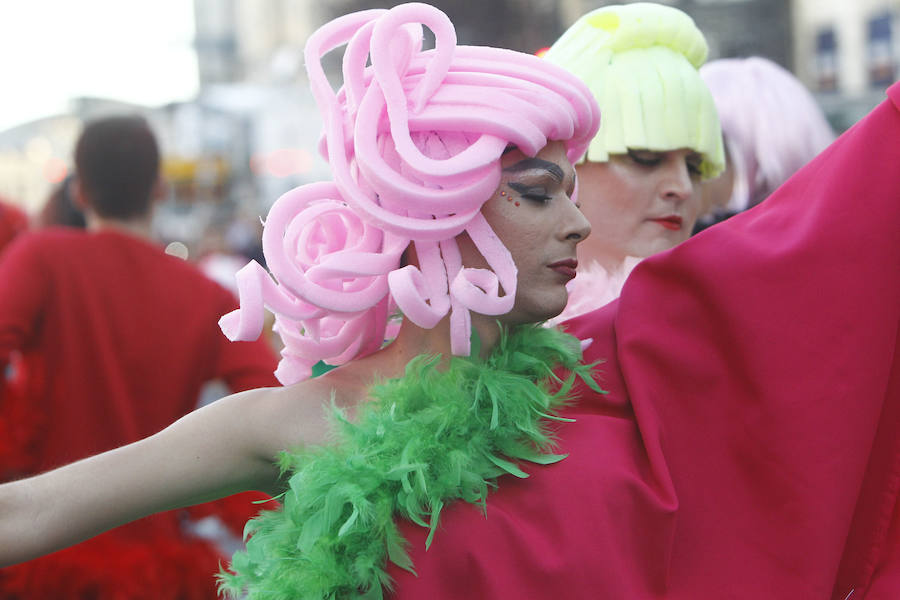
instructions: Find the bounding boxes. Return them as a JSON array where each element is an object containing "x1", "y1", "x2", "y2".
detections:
[{"x1": 220, "y1": 182, "x2": 404, "y2": 384}]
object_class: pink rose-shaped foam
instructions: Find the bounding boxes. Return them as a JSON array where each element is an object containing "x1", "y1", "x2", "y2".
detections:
[
  {"x1": 220, "y1": 181, "x2": 404, "y2": 369},
  {"x1": 262, "y1": 181, "x2": 404, "y2": 313}
]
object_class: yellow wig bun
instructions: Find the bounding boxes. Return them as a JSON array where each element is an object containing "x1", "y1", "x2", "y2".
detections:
[{"x1": 545, "y1": 3, "x2": 724, "y2": 178}]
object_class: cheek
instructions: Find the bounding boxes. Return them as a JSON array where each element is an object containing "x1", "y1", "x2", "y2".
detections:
[
  {"x1": 480, "y1": 197, "x2": 539, "y2": 260},
  {"x1": 581, "y1": 192, "x2": 645, "y2": 242},
  {"x1": 579, "y1": 167, "x2": 646, "y2": 223},
  {"x1": 684, "y1": 183, "x2": 705, "y2": 218},
  {"x1": 480, "y1": 196, "x2": 516, "y2": 239}
]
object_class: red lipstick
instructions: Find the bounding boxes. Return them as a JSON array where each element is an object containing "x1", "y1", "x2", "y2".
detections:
[
  {"x1": 650, "y1": 215, "x2": 683, "y2": 231},
  {"x1": 548, "y1": 258, "x2": 578, "y2": 279}
]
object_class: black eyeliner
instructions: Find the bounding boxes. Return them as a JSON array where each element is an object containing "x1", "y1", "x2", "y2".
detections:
[{"x1": 508, "y1": 182, "x2": 551, "y2": 202}]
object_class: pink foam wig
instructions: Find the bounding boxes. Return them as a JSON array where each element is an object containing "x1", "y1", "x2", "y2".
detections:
[
  {"x1": 219, "y1": 3, "x2": 600, "y2": 384},
  {"x1": 700, "y1": 57, "x2": 835, "y2": 212}
]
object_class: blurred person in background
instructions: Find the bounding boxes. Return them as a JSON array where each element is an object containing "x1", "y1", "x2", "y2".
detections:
[
  {"x1": 0, "y1": 197, "x2": 28, "y2": 255},
  {"x1": 543, "y1": 3, "x2": 724, "y2": 322},
  {"x1": 36, "y1": 174, "x2": 86, "y2": 229},
  {"x1": 0, "y1": 115, "x2": 279, "y2": 600},
  {"x1": 695, "y1": 56, "x2": 835, "y2": 231},
  {"x1": 0, "y1": 196, "x2": 30, "y2": 484}
]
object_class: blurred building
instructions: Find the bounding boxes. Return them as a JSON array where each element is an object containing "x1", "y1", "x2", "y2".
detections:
[
  {"x1": 793, "y1": 0, "x2": 899, "y2": 129},
  {"x1": 323, "y1": 0, "x2": 566, "y2": 53},
  {"x1": 194, "y1": 0, "x2": 327, "y2": 84},
  {"x1": 185, "y1": 0, "x2": 333, "y2": 221},
  {"x1": 3, "y1": 0, "x2": 898, "y2": 223}
]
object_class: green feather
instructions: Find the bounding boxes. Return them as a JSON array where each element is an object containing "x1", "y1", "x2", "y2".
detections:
[{"x1": 219, "y1": 324, "x2": 604, "y2": 599}]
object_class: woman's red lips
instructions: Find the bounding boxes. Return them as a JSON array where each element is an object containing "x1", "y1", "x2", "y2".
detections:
[
  {"x1": 650, "y1": 215, "x2": 683, "y2": 230},
  {"x1": 548, "y1": 258, "x2": 578, "y2": 279}
]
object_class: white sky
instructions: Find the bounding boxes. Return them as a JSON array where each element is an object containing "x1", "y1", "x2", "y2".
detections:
[{"x1": 0, "y1": 0, "x2": 198, "y2": 132}]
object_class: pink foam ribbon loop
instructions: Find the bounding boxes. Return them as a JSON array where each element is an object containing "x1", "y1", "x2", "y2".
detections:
[
  {"x1": 449, "y1": 302, "x2": 472, "y2": 357},
  {"x1": 370, "y1": 3, "x2": 456, "y2": 117},
  {"x1": 273, "y1": 356, "x2": 312, "y2": 387},
  {"x1": 388, "y1": 240, "x2": 452, "y2": 328},
  {"x1": 219, "y1": 260, "x2": 326, "y2": 342},
  {"x1": 435, "y1": 238, "x2": 472, "y2": 356},
  {"x1": 449, "y1": 213, "x2": 517, "y2": 316}
]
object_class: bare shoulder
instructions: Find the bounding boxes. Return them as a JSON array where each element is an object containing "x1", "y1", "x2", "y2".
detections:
[{"x1": 212, "y1": 366, "x2": 373, "y2": 465}]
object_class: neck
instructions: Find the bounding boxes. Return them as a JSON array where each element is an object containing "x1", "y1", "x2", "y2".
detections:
[
  {"x1": 355, "y1": 311, "x2": 510, "y2": 383},
  {"x1": 85, "y1": 213, "x2": 154, "y2": 240},
  {"x1": 580, "y1": 245, "x2": 631, "y2": 274}
]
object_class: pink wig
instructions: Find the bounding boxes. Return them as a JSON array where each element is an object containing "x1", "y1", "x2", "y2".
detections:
[
  {"x1": 219, "y1": 3, "x2": 599, "y2": 384},
  {"x1": 700, "y1": 57, "x2": 835, "y2": 212}
]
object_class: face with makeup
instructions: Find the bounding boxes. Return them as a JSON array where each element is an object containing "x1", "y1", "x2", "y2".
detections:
[
  {"x1": 460, "y1": 141, "x2": 591, "y2": 325},
  {"x1": 574, "y1": 148, "x2": 704, "y2": 268}
]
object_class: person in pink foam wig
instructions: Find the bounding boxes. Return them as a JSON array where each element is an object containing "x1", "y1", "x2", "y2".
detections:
[
  {"x1": 216, "y1": 3, "x2": 600, "y2": 385},
  {"x1": 0, "y1": 4, "x2": 602, "y2": 598}
]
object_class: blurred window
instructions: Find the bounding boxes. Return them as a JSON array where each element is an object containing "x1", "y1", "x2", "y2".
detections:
[
  {"x1": 867, "y1": 13, "x2": 895, "y2": 87},
  {"x1": 815, "y1": 28, "x2": 838, "y2": 92}
]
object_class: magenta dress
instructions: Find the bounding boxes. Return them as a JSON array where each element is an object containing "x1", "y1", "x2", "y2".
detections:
[{"x1": 386, "y1": 82, "x2": 900, "y2": 599}]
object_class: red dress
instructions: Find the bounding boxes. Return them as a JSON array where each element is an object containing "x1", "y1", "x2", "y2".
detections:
[
  {"x1": 0, "y1": 228, "x2": 278, "y2": 600},
  {"x1": 386, "y1": 82, "x2": 900, "y2": 599}
]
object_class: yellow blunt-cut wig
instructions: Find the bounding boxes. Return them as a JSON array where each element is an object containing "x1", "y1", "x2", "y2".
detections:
[{"x1": 545, "y1": 3, "x2": 725, "y2": 178}]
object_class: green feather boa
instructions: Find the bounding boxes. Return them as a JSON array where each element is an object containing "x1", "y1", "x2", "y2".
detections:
[{"x1": 219, "y1": 325, "x2": 604, "y2": 599}]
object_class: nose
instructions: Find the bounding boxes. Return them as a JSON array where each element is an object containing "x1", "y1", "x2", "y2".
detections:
[
  {"x1": 560, "y1": 200, "x2": 591, "y2": 243},
  {"x1": 660, "y1": 159, "x2": 694, "y2": 204}
]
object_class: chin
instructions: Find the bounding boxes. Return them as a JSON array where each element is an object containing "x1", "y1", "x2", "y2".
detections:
[
  {"x1": 527, "y1": 299, "x2": 569, "y2": 324},
  {"x1": 503, "y1": 287, "x2": 570, "y2": 325}
]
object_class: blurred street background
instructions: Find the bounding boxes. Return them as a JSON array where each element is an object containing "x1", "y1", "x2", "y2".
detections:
[{"x1": 1, "y1": 0, "x2": 897, "y2": 261}]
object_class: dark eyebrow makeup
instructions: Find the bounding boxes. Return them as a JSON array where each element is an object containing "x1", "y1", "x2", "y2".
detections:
[{"x1": 502, "y1": 158, "x2": 565, "y2": 182}]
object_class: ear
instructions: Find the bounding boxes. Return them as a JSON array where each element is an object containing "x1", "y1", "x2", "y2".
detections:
[{"x1": 72, "y1": 178, "x2": 90, "y2": 211}]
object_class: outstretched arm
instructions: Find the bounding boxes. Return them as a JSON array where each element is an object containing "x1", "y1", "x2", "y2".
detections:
[{"x1": 0, "y1": 384, "x2": 322, "y2": 567}]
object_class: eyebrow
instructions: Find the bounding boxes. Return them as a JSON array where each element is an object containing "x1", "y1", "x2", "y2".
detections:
[{"x1": 502, "y1": 158, "x2": 565, "y2": 182}]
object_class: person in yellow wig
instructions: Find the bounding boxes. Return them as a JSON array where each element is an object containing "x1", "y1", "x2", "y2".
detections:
[{"x1": 544, "y1": 3, "x2": 725, "y2": 321}]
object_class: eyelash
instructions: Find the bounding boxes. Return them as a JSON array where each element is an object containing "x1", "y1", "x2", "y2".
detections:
[{"x1": 507, "y1": 183, "x2": 552, "y2": 204}]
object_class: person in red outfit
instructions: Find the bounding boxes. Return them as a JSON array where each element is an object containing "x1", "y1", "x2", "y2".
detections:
[
  {"x1": 0, "y1": 116, "x2": 278, "y2": 600},
  {"x1": 0, "y1": 197, "x2": 31, "y2": 493},
  {"x1": 0, "y1": 198, "x2": 28, "y2": 254}
]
